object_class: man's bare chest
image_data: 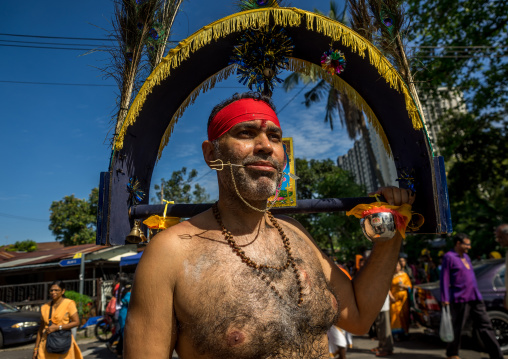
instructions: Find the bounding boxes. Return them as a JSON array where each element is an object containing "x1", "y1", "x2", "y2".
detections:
[{"x1": 173, "y1": 231, "x2": 339, "y2": 359}]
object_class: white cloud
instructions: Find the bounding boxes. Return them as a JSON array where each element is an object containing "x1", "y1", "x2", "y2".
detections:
[
  {"x1": 280, "y1": 101, "x2": 354, "y2": 161},
  {"x1": 0, "y1": 194, "x2": 31, "y2": 201}
]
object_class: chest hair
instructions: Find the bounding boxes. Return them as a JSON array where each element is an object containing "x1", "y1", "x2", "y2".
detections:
[{"x1": 177, "y1": 226, "x2": 340, "y2": 359}]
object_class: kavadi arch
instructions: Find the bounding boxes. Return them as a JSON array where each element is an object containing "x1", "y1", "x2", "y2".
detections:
[{"x1": 96, "y1": 7, "x2": 452, "y2": 246}]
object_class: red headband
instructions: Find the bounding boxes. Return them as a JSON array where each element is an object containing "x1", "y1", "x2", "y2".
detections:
[{"x1": 207, "y1": 98, "x2": 281, "y2": 141}]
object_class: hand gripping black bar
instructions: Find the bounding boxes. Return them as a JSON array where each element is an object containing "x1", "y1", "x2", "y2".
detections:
[{"x1": 128, "y1": 197, "x2": 383, "y2": 220}]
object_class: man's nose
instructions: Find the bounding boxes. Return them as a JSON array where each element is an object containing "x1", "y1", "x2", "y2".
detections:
[{"x1": 254, "y1": 133, "x2": 273, "y2": 154}]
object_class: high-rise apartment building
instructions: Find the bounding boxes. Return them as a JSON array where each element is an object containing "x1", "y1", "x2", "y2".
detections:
[
  {"x1": 420, "y1": 88, "x2": 467, "y2": 155},
  {"x1": 337, "y1": 126, "x2": 397, "y2": 193},
  {"x1": 337, "y1": 88, "x2": 466, "y2": 191}
]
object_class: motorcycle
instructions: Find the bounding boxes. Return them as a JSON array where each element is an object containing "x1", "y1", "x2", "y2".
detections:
[{"x1": 94, "y1": 313, "x2": 115, "y2": 342}]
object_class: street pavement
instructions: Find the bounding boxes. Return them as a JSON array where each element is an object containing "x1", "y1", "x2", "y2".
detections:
[
  {"x1": 0, "y1": 338, "x2": 179, "y2": 359},
  {"x1": 1, "y1": 327, "x2": 506, "y2": 358},
  {"x1": 346, "y1": 328, "x2": 507, "y2": 359}
]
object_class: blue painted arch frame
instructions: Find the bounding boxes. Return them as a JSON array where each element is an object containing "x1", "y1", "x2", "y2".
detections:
[{"x1": 97, "y1": 8, "x2": 451, "y2": 245}]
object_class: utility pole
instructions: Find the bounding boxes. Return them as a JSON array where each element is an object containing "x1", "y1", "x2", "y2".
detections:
[
  {"x1": 79, "y1": 253, "x2": 85, "y2": 295},
  {"x1": 160, "y1": 180, "x2": 164, "y2": 204}
]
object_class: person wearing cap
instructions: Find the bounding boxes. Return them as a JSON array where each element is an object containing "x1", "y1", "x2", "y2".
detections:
[{"x1": 124, "y1": 92, "x2": 415, "y2": 358}]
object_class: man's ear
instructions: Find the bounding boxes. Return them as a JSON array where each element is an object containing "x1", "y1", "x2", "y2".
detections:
[{"x1": 202, "y1": 140, "x2": 215, "y2": 167}]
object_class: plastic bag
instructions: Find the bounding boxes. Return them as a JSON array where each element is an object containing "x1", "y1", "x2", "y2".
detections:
[
  {"x1": 105, "y1": 297, "x2": 116, "y2": 316},
  {"x1": 439, "y1": 305, "x2": 454, "y2": 342}
]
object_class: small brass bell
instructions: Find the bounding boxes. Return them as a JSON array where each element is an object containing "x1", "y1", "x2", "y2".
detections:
[{"x1": 126, "y1": 220, "x2": 147, "y2": 244}]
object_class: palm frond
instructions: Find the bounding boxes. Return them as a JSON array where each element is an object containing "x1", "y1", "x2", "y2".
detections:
[
  {"x1": 324, "y1": 87, "x2": 341, "y2": 130},
  {"x1": 328, "y1": 0, "x2": 339, "y2": 21},
  {"x1": 282, "y1": 72, "x2": 302, "y2": 91},
  {"x1": 303, "y1": 80, "x2": 330, "y2": 108},
  {"x1": 347, "y1": 0, "x2": 376, "y2": 41},
  {"x1": 340, "y1": 92, "x2": 363, "y2": 138}
]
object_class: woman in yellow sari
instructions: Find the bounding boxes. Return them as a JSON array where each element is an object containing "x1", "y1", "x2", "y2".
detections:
[
  {"x1": 389, "y1": 262, "x2": 412, "y2": 340},
  {"x1": 33, "y1": 280, "x2": 83, "y2": 359}
]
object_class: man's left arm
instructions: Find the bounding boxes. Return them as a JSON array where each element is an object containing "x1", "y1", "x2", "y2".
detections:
[
  {"x1": 299, "y1": 187, "x2": 413, "y2": 334},
  {"x1": 329, "y1": 233, "x2": 403, "y2": 334}
]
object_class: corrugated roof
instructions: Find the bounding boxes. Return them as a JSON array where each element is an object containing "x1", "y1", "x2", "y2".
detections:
[
  {"x1": 0, "y1": 243, "x2": 108, "y2": 268},
  {"x1": 0, "y1": 251, "x2": 15, "y2": 260},
  {"x1": 0, "y1": 255, "x2": 53, "y2": 268}
]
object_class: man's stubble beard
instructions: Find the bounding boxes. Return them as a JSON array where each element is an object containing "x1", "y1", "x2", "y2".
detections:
[{"x1": 213, "y1": 142, "x2": 284, "y2": 202}]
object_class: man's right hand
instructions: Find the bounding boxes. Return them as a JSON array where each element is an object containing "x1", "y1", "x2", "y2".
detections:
[{"x1": 443, "y1": 301, "x2": 449, "y2": 306}]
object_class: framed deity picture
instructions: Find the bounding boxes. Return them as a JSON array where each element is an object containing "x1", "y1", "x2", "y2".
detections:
[{"x1": 268, "y1": 137, "x2": 297, "y2": 208}]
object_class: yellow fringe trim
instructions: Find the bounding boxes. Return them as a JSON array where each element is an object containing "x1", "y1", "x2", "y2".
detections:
[
  {"x1": 114, "y1": 7, "x2": 423, "y2": 152},
  {"x1": 288, "y1": 58, "x2": 392, "y2": 157},
  {"x1": 157, "y1": 65, "x2": 237, "y2": 161}
]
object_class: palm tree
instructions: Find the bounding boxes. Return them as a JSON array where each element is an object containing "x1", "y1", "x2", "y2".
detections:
[{"x1": 283, "y1": 1, "x2": 387, "y2": 187}]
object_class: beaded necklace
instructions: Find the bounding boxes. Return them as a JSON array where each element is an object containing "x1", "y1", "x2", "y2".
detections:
[{"x1": 212, "y1": 202, "x2": 304, "y2": 306}]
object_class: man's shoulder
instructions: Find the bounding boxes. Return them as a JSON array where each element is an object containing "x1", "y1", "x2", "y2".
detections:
[
  {"x1": 144, "y1": 212, "x2": 217, "y2": 259},
  {"x1": 443, "y1": 250, "x2": 457, "y2": 259},
  {"x1": 148, "y1": 220, "x2": 198, "y2": 251},
  {"x1": 275, "y1": 215, "x2": 319, "y2": 248},
  {"x1": 275, "y1": 215, "x2": 309, "y2": 236}
]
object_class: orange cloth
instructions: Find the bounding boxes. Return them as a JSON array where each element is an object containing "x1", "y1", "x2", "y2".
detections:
[
  {"x1": 339, "y1": 266, "x2": 352, "y2": 280},
  {"x1": 355, "y1": 254, "x2": 363, "y2": 271},
  {"x1": 36, "y1": 298, "x2": 83, "y2": 359},
  {"x1": 143, "y1": 215, "x2": 180, "y2": 229},
  {"x1": 389, "y1": 271, "x2": 412, "y2": 334}
]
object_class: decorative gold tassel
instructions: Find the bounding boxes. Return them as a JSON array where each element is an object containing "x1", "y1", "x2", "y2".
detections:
[
  {"x1": 115, "y1": 8, "x2": 424, "y2": 153},
  {"x1": 157, "y1": 65, "x2": 238, "y2": 160}
]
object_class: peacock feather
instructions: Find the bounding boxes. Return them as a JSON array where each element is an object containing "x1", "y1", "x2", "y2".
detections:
[
  {"x1": 367, "y1": 0, "x2": 409, "y2": 83},
  {"x1": 235, "y1": 0, "x2": 282, "y2": 11},
  {"x1": 146, "y1": 0, "x2": 183, "y2": 70}
]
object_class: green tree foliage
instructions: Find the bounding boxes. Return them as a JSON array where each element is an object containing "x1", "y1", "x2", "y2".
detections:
[
  {"x1": 6, "y1": 239, "x2": 37, "y2": 252},
  {"x1": 407, "y1": 0, "x2": 507, "y2": 113},
  {"x1": 407, "y1": 0, "x2": 508, "y2": 256},
  {"x1": 436, "y1": 113, "x2": 508, "y2": 257},
  {"x1": 49, "y1": 188, "x2": 98, "y2": 246},
  {"x1": 291, "y1": 158, "x2": 371, "y2": 261},
  {"x1": 153, "y1": 167, "x2": 211, "y2": 204},
  {"x1": 65, "y1": 290, "x2": 93, "y2": 319}
]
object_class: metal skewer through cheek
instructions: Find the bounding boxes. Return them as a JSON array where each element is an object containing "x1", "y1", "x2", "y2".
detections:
[{"x1": 209, "y1": 159, "x2": 281, "y2": 213}]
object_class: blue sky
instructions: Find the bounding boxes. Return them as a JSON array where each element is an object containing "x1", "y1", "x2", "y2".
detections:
[{"x1": 0, "y1": 0, "x2": 355, "y2": 245}]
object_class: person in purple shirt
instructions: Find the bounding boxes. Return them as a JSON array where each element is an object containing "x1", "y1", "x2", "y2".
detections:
[{"x1": 440, "y1": 233, "x2": 503, "y2": 359}]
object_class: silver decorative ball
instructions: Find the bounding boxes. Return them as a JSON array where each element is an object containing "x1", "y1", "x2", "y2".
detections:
[{"x1": 360, "y1": 212, "x2": 397, "y2": 242}]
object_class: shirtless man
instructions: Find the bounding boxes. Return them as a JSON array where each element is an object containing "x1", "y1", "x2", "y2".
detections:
[{"x1": 124, "y1": 92, "x2": 415, "y2": 358}]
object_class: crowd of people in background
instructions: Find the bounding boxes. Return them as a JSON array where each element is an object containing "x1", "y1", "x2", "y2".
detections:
[
  {"x1": 328, "y1": 225, "x2": 508, "y2": 358},
  {"x1": 101, "y1": 226, "x2": 508, "y2": 359},
  {"x1": 106, "y1": 273, "x2": 133, "y2": 359}
]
